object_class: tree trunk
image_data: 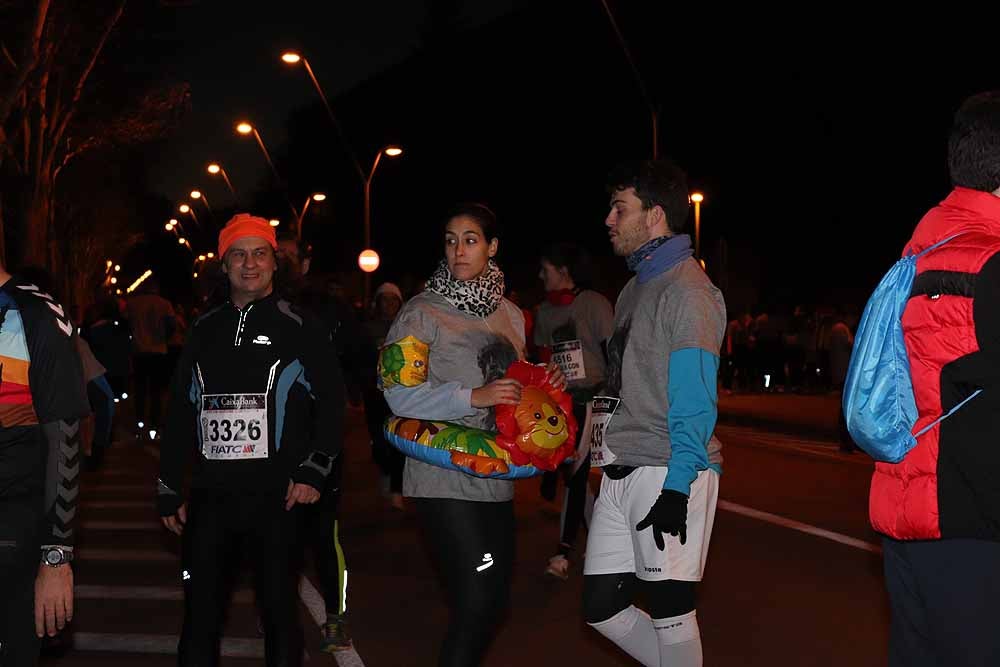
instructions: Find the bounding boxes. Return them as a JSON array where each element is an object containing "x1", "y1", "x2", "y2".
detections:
[{"x1": 24, "y1": 175, "x2": 51, "y2": 268}]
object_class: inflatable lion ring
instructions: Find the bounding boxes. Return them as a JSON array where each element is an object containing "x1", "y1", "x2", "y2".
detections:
[{"x1": 383, "y1": 360, "x2": 578, "y2": 479}]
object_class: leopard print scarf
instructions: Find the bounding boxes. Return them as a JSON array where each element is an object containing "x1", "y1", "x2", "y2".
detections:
[{"x1": 425, "y1": 258, "x2": 505, "y2": 318}]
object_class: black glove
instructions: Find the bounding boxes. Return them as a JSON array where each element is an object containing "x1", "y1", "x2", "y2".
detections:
[{"x1": 635, "y1": 489, "x2": 688, "y2": 550}]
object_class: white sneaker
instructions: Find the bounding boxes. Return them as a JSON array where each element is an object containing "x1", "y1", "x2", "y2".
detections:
[{"x1": 545, "y1": 554, "x2": 569, "y2": 580}]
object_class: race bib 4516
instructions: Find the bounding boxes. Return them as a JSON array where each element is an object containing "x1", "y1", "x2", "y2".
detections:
[
  {"x1": 552, "y1": 339, "x2": 586, "y2": 382},
  {"x1": 201, "y1": 393, "x2": 268, "y2": 460}
]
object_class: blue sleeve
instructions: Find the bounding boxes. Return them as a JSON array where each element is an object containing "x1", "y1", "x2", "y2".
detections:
[
  {"x1": 384, "y1": 382, "x2": 475, "y2": 421},
  {"x1": 663, "y1": 348, "x2": 719, "y2": 495}
]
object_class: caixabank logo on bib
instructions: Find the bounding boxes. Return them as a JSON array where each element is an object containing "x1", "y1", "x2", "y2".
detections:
[{"x1": 204, "y1": 394, "x2": 265, "y2": 411}]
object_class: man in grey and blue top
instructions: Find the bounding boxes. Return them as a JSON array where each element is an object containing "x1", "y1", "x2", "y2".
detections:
[{"x1": 582, "y1": 160, "x2": 725, "y2": 667}]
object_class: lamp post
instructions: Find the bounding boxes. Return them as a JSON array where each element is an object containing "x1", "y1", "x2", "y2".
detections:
[
  {"x1": 280, "y1": 51, "x2": 365, "y2": 184},
  {"x1": 296, "y1": 193, "x2": 327, "y2": 242},
  {"x1": 207, "y1": 163, "x2": 239, "y2": 203},
  {"x1": 178, "y1": 203, "x2": 199, "y2": 227},
  {"x1": 236, "y1": 121, "x2": 298, "y2": 220},
  {"x1": 362, "y1": 146, "x2": 402, "y2": 304},
  {"x1": 690, "y1": 192, "x2": 704, "y2": 260},
  {"x1": 190, "y1": 189, "x2": 213, "y2": 217}
]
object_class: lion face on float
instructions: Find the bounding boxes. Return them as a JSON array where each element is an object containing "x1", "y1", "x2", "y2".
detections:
[
  {"x1": 513, "y1": 386, "x2": 569, "y2": 454},
  {"x1": 495, "y1": 361, "x2": 578, "y2": 471}
]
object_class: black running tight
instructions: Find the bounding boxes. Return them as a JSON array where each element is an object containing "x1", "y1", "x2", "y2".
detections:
[{"x1": 415, "y1": 498, "x2": 514, "y2": 667}]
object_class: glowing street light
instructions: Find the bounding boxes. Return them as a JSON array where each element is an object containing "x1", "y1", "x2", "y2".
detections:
[
  {"x1": 363, "y1": 146, "x2": 403, "y2": 302},
  {"x1": 190, "y1": 189, "x2": 213, "y2": 216},
  {"x1": 690, "y1": 192, "x2": 705, "y2": 259},
  {"x1": 206, "y1": 252, "x2": 214, "y2": 259},
  {"x1": 114, "y1": 264, "x2": 121, "y2": 272},
  {"x1": 197, "y1": 254, "x2": 206, "y2": 261},
  {"x1": 178, "y1": 203, "x2": 199, "y2": 226},
  {"x1": 280, "y1": 51, "x2": 364, "y2": 183},
  {"x1": 295, "y1": 192, "x2": 327, "y2": 242},
  {"x1": 207, "y1": 162, "x2": 239, "y2": 201},
  {"x1": 235, "y1": 120, "x2": 296, "y2": 219},
  {"x1": 269, "y1": 219, "x2": 280, "y2": 227},
  {"x1": 110, "y1": 277, "x2": 118, "y2": 284},
  {"x1": 178, "y1": 237, "x2": 186, "y2": 245}
]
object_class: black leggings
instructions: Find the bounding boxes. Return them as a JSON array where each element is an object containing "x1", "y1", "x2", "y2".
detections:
[
  {"x1": 559, "y1": 400, "x2": 591, "y2": 554},
  {"x1": 583, "y1": 572, "x2": 696, "y2": 623},
  {"x1": 180, "y1": 490, "x2": 302, "y2": 667},
  {"x1": 415, "y1": 498, "x2": 514, "y2": 667},
  {"x1": 300, "y1": 461, "x2": 346, "y2": 615},
  {"x1": 0, "y1": 498, "x2": 40, "y2": 666}
]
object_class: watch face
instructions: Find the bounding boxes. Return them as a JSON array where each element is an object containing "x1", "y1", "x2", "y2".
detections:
[{"x1": 45, "y1": 549, "x2": 62, "y2": 565}]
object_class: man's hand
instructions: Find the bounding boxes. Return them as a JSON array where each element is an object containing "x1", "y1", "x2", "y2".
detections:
[
  {"x1": 161, "y1": 502, "x2": 188, "y2": 536},
  {"x1": 286, "y1": 480, "x2": 320, "y2": 510},
  {"x1": 35, "y1": 563, "x2": 73, "y2": 637},
  {"x1": 635, "y1": 490, "x2": 689, "y2": 550},
  {"x1": 545, "y1": 361, "x2": 568, "y2": 391}
]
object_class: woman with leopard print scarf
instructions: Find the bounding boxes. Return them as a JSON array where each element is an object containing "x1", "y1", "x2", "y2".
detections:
[{"x1": 379, "y1": 203, "x2": 564, "y2": 666}]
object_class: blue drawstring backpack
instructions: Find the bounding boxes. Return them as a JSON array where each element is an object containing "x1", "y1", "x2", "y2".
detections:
[{"x1": 842, "y1": 234, "x2": 982, "y2": 463}]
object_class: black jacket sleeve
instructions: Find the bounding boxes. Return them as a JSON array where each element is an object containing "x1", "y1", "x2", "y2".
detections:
[
  {"x1": 27, "y1": 303, "x2": 89, "y2": 548},
  {"x1": 291, "y1": 312, "x2": 346, "y2": 490}
]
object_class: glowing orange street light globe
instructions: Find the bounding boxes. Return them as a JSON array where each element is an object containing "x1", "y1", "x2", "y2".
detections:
[
  {"x1": 207, "y1": 164, "x2": 221, "y2": 174},
  {"x1": 281, "y1": 52, "x2": 301, "y2": 64},
  {"x1": 269, "y1": 219, "x2": 280, "y2": 227},
  {"x1": 236, "y1": 122, "x2": 253, "y2": 135},
  {"x1": 358, "y1": 249, "x2": 380, "y2": 273},
  {"x1": 384, "y1": 146, "x2": 403, "y2": 157}
]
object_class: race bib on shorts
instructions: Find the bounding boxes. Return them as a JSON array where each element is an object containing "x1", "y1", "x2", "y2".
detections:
[
  {"x1": 201, "y1": 393, "x2": 268, "y2": 460},
  {"x1": 589, "y1": 396, "x2": 620, "y2": 467},
  {"x1": 552, "y1": 339, "x2": 586, "y2": 382}
]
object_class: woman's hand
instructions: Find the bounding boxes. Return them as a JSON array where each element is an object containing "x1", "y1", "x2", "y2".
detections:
[
  {"x1": 471, "y1": 378, "x2": 523, "y2": 408},
  {"x1": 545, "y1": 361, "x2": 568, "y2": 391}
]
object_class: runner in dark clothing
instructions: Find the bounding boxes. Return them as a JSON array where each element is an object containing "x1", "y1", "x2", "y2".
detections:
[
  {"x1": 0, "y1": 267, "x2": 89, "y2": 666},
  {"x1": 158, "y1": 215, "x2": 345, "y2": 667}
]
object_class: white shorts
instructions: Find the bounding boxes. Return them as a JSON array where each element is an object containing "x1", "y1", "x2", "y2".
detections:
[{"x1": 583, "y1": 466, "x2": 719, "y2": 582}]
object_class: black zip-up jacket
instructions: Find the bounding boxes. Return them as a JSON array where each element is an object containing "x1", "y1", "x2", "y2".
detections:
[{"x1": 157, "y1": 294, "x2": 344, "y2": 515}]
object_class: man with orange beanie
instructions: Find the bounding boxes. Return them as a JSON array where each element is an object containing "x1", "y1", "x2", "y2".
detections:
[{"x1": 157, "y1": 214, "x2": 346, "y2": 666}]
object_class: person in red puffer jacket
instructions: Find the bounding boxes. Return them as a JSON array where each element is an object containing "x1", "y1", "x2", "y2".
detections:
[{"x1": 873, "y1": 91, "x2": 1000, "y2": 667}]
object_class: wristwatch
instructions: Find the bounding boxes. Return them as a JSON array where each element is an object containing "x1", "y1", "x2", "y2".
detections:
[{"x1": 41, "y1": 546, "x2": 73, "y2": 567}]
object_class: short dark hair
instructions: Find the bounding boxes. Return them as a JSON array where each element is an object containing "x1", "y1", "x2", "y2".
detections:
[
  {"x1": 606, "y1": 159, "x2": 690, "y2": 234},
  {"x1": 276, "y1": 231, "x2": 311, "y2": 261},
  {"x1": 540, "y1": 242, "x2": 595, "y2": 289},
  {"x1": 949, "y1": 91, "x2": 1000, "y2": 192},
  {"x1": 444, "y1": 202, "x2": 500, "y2": 242}
]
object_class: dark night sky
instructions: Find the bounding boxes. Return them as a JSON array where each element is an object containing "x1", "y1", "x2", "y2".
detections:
[{"x1": 132, "y1": 3, "x2": 1000, "y2": 312}]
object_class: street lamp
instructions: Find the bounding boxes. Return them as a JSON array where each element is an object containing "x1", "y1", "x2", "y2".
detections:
[
  {"x1": 235, "y1": 120, "x2": 298, "y2": 220},
  {"x1": 178, "y1": 203, "x2": 199, "y2": 227},
  {"x1": 363, "y1": 146, "x2": 402, "y2": 302},
  {"x1": 690, "y1": 192, "x2": 704, "y2": 260},
  {"x1": 280, "y1": 51, "x2": 365, "y2": 183},
  {"x1": 190, "y1": 189, "x2": 213, "y2": 217},
  {"x1": 207, "y1": 162, "x2": 239, "y2": 201},
  {"x1": 269, "y1": 219, "x2": 280, "y2": 228},
  {"x1": 296, "y1": 192, "x2": 327, "y2": 242}
]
